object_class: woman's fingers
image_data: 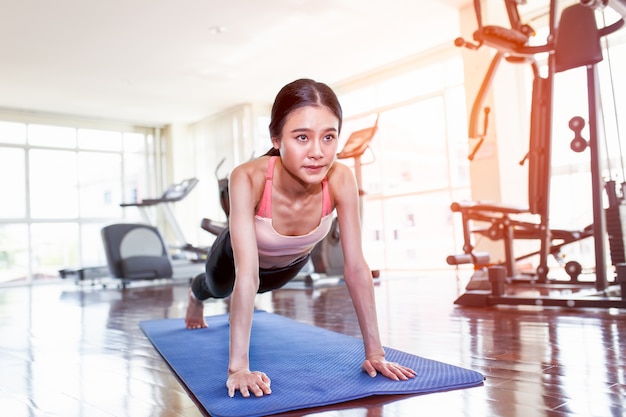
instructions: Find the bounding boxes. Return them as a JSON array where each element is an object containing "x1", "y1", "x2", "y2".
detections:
[
  {"x1": 227, "y1": 370, "x2": 272, "y2": 398},
  {"x1": 363, "y1": 359, "x2": 416, "y2": 380}
]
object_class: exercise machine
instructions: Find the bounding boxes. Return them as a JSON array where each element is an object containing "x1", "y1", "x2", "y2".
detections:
[
  {"x1": 121, "y1": 178, "x2": 208, "y2": 261},
  {"x1": 307, "y1": 115, "x2": 381, "y2": 283},
  {"x1": 448, "y1": 0, "x2": 626, "y2": 308},
  {"x1": 59, "y1": 179, "x2": 206, "y2": 287},
  {"x1": 200, "y1": 158, "x2": 230, "y2": 235}
]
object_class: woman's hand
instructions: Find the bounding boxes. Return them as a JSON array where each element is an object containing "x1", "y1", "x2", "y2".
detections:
[
  {"x1": 362, "y1": 356, "x2": 416, "y2": 381},
  {"x1": 227, "y1": 369, "x2": 272, "y2": 398}
]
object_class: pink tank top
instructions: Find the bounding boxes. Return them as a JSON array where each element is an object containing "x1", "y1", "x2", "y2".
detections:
[{"x1": 255, "y1": 156, "x2": 334, "y2": 268}]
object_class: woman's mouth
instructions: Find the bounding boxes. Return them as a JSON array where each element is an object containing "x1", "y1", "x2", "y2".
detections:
[{"x1": 304, "y1": 165, "x2": 324, "y2": 173}]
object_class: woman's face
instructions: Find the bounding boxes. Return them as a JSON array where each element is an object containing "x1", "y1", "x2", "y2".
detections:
[{"x1": 273, "y1": 105, "x2": 339, "y2": 185}]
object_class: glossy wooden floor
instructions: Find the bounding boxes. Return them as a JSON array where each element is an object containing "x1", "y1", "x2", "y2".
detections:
[{"x1": 1, "y1": 270, "x2": 625, "y2": 417}]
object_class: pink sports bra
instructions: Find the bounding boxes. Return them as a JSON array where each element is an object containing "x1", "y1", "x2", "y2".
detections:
[{"x1": 255, "y1": 156, "x2": 334, "y2": 268}]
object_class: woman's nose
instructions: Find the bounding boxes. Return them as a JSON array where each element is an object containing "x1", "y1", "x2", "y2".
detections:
[{"x1": 308, "y1": 139, "x2": 323, "y2": 158}]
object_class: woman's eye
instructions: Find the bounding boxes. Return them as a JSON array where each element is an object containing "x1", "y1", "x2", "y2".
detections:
[
  {"x1": 324, "y1": 135, "x2": 336, "y2": 142},
  {"x1": 296, "y1": 134, "x2": 308, "y2": 141}
]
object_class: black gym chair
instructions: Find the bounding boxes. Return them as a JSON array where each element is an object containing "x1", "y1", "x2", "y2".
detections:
[{"x1": 101, "y1": 223, "x2": 173, "y2": 288}]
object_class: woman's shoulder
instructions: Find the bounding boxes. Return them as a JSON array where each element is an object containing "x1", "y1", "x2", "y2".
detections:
[
  {"x1": 327, "y1": 161, "x2": 355, "y2": 184},
  {"x1": 230, "y1": 156, "x2": 270, "y2": 189},
  {"x1": 326, "y1": 161, "x2": 358, "y2": 201}
]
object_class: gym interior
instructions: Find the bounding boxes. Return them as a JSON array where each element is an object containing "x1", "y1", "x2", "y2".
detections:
[{"x1": 1, "y1": 1, "x2": 626, "y2": 416}]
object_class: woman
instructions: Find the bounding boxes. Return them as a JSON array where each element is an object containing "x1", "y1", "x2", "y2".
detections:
[{"x1": 185, "y1": 78, "x2": 416, "y2": 398}]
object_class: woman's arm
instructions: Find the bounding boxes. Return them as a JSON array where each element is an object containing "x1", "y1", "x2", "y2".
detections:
[
  {"x1": 331, "y1": 163, "x2": 415, "y2": 380},
  {"x1": 226, "y1": 161, "x2": 273, "y2": 397}
]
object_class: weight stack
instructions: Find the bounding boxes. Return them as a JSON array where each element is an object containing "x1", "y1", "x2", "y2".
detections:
[{"x1": 605, "y1": 204, "x2": 626, "y2": 265}]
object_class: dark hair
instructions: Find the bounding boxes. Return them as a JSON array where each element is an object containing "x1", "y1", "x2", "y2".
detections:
[{"x1": 265, "y1": 79, "x2": 343, "y2": 156}]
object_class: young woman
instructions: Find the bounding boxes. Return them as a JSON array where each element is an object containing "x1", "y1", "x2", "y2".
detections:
[{"x1": 185, "y1": 78, "x2": 416, "y2": 398}]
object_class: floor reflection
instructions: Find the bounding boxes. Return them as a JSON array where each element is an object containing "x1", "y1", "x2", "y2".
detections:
[{"x1": 0, "y1": 272, "x2": 624, "y2": 417}]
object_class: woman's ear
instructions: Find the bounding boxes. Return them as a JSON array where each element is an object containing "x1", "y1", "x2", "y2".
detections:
[{"x1": 271, "y1": 137, "x2": 280, "y2": 150}]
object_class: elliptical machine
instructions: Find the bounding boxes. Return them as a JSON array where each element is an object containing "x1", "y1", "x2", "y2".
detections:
[
  {"x1": 200, "y1": 158, "x2": 230, "y2": 236},
  {"x1": 308, "y1": 115, "x2": 380, "y2": 283}
]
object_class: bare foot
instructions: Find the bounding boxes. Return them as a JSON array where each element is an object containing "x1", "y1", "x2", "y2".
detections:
[{"x1": 185, "y1": 288, "x2": 208, "y2": 329}]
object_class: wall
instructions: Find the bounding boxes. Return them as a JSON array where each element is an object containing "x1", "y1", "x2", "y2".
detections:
[{"x1": 164, "y1": 102, "x2": 271, "y2": 249}]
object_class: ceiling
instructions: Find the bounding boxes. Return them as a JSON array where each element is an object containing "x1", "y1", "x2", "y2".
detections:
[{"x1": 0, "y1": 0, "x2": 469, "y2": 127}]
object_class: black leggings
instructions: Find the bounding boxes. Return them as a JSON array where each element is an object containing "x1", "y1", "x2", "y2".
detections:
[{"x1": 190, "y1": 228, "x2": 310, "y2": 300}]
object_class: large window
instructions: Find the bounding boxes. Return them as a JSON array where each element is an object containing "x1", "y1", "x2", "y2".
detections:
[
  {"x1": 0, "y1": 121, "x2": 157, "y2": 285},
  {"x1": 338, "y1": 54, "x2": 470, "y2": 271}
]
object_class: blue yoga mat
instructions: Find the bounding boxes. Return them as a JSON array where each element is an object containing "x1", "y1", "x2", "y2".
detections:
[{"x1": 140, "y1": 311, "x2": 484, "y2": 417}]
